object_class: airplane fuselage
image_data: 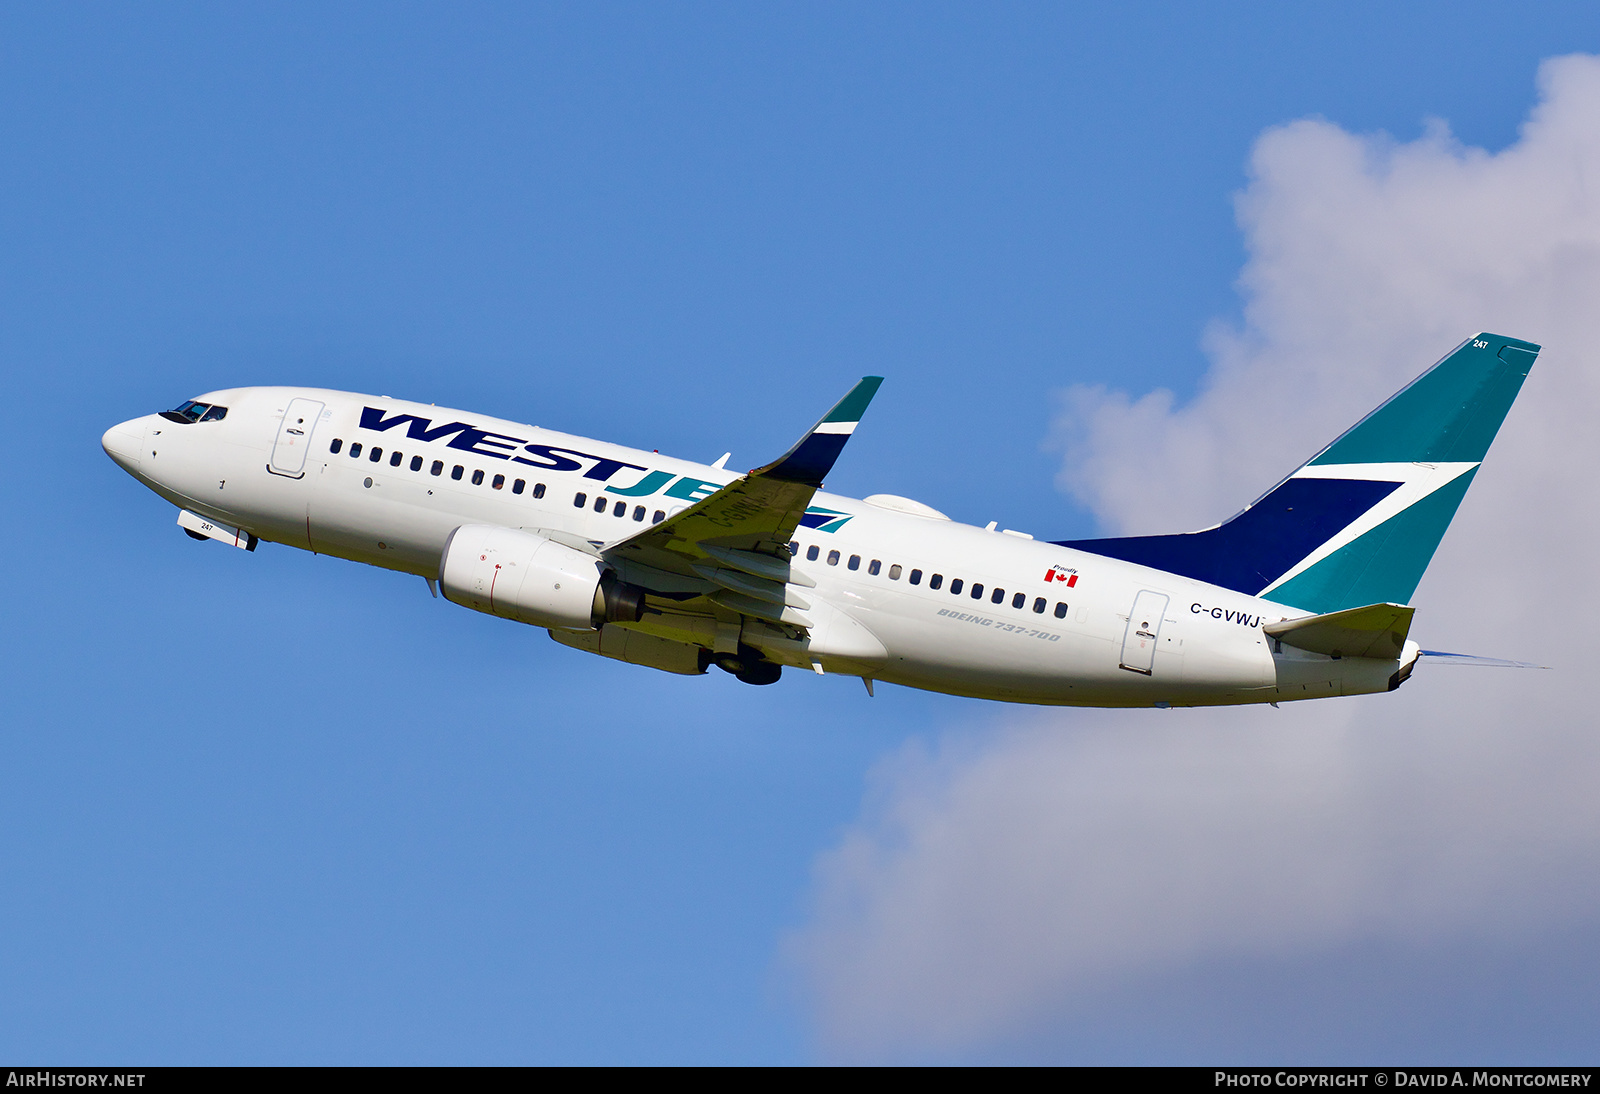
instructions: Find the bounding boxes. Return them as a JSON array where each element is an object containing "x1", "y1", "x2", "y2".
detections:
[{"x1": 101, "y1": 386, "x2": 1412, "y2": 707}]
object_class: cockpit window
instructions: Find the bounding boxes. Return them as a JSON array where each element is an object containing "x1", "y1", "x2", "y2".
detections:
[{"x1": 160, "y1": 400, "x2": 228, "y2": 424}]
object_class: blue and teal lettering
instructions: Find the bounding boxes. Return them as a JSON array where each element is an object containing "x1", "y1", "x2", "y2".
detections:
[
  {"x1": 510, "y1": 443, "x2": 644, "y2": 481},
  {"x1": 607, "y1": 469, "x2": 675, "y2": 497},
  {"x1": 446, "y1": 429, "x2": 525, "y2": 459},
  {"x1": 665, "y1": 477, "x2": 725, "y2": 503},
  {"x1": 360, "y1": 407, "x2": 481, "y2": 443},
  {"x1": 581, "y1": 456, "x2": 648, "y2": 482},
  {"x1": 361, "y1": 406, "x2": 736, "y2": 502},
  {"x1": 510, "y1": 444, "x2": 585, "y2": 472}
]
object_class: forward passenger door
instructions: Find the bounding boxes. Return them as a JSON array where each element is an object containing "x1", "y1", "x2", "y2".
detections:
[{"x1": 268, "y1": 398, "x2": 325, "y2": 478}]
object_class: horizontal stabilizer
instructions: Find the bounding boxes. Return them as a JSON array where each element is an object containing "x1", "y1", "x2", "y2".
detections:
[
  {"x1": 1418, "y1": 650, "x2": 1549, "y2": 669},
  {"x1": 1264, "y1": 602, "x2": 1413, "y2": 659}
]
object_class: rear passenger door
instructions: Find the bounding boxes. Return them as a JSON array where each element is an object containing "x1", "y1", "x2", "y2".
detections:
[{"x1": 1119, "y1": 590, "x2": 1169, "y2": 675}]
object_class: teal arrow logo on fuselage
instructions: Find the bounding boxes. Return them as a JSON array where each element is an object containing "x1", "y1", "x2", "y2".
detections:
[{"x1": 799, "y1": 506, "x2": 853, "y2": 533}]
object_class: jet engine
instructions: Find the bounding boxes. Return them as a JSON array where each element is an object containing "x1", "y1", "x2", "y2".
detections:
[{"x1": 439, "y1": 524, "x2": 645, "y2": 631}]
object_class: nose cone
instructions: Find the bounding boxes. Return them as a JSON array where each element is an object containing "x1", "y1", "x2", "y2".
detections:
[{"x1": 101, "y1": 418, "x2": 146, "y2": 472}]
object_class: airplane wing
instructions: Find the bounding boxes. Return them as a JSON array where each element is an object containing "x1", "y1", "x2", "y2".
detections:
[{"x1": 600, "y1": 377, "x2": 882, "y2": 622}]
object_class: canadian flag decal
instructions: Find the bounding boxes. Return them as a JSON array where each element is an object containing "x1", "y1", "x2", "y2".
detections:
[{"x1": 1044, "y1": 564, "x2": 1078, "y2": 587}]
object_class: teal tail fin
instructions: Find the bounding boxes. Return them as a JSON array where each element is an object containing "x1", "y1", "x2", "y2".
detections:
[{"x1": 1057, "y1": 334, "x2": 1539, "y2": 613}]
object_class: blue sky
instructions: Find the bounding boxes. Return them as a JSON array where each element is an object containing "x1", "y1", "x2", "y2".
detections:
[{"x1": 3, "y1": 3, "x2": 1599, "y2": 1064}]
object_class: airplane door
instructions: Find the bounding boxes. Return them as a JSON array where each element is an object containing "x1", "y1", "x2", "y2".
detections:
[
  {"x1": 1119, "y1": 590, "x2": 1169, "y2": 675},
  {"x1": 268, "y1": 398, "x2": 325, "y2": 478}
]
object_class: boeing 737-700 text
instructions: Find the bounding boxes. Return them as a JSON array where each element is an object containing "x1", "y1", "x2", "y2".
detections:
[{"x1": 101, "y1": 334, "x2": 1538, "y2": 706}]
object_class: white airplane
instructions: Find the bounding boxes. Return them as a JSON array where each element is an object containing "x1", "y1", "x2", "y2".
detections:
[{"x1": 102, "y1": 333, "x2": 1537, "y2": 706}]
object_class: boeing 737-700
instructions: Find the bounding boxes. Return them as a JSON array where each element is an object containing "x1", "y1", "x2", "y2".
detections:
[{"x1": 101, "y1": 334, "x2": 1538, "y2": 706}]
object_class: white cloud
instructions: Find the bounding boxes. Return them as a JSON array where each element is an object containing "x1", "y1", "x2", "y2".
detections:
[{"x1": 790, "y1": 54, "x2": 1600, "y2": 1060}]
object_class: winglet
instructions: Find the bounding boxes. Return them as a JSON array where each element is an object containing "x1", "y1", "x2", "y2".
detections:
[{"x1": 754, "y1": 376, "x2": 883, "y2": 487}]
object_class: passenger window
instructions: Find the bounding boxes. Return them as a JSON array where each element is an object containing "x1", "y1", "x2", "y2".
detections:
[
  {"x1": 533, "y1": 483, "x2": 546, "y2": 498},
  {"x1": 633, "y1": 506, "x2": 645, "y2": 521},
  {"x1": 370, "y1": 447, "x2": 383, "y2": 462},
  {"x1": 431, "y1": 460, "x2": 443, "y2": 476},
  {"x1": 350, "y1": 442, "x2": 363, "y2": 458},
  {"x1": 512, "y1": 479, "x2": 525, "y2": 494},
  {"x1": 1033, "y1": 597, "x2": 1046, "y2": 613},
  {"x1": 652, "y1": 510, "x2": 665, "y2": 523},
  {"x1": 593, "y1": 496, "x2": 606, "y2": 513},
  {"x1": 992, "y1": 588, "x2": 1005, "y2": 604},
  {"x1": 971, "y1": 583, "x2": 984, "y2": 599},
  {"x1": 827, "y1": 550, "x2": 840, "y2": 566},
  {"x1": 390, "y1": 451, "x2": 403, "y2": 467},
  {"x1": 868, "y1": 560, "x2": 881, "y2": 576},
  {"x1": 848, "y1": 555, "x2": 861, "y2": 571},
  {"x1": 1012, "y1": 592, "x2": 1025, "y2": 609},
  {"x1": 807, "y1": 545, "x2": 819, "y2": 561},
  {"x1": 451, "y1": 465, "x2": 464, "y2": 481},
  {"x1": 1054, "y1": 602, "x2": 1068, "y2": 619},
  {"x1": 929, "y1": 573, "x2": 941, "y2": 589},
  {"x1": 789, "y1": 541, "x2": 800, "y2": 555},
  {"x1": 612, "y1": 501, "x2": 624, "y2": 517},
  {"x1": 910, "y1": 569, "x2": 922, "y2": 585},
  {"x1": 574, "y1": 492, "x2": 587, "y2": 507},
  {"x1": 471, "y1": 469, "x2": 485, "y2": 486},
  {"x1": 330, "y1": 439, "x2": 343, "y2": 454},
  {"x1": 410, "y1": 455, "x2": 423, "y2": 472},
  {"x1": 492, "y1": 474, "x2": 505, "y2": 490},
  {"x1": 888, "y1": 564, "x2": 901, "y2": 580},
  {"x1": 950, "y1": 578, "x2": 963, "y2": 595}
]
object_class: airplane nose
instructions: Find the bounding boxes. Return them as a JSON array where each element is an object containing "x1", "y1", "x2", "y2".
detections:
[{"x1": 101, "y1": 418, "x2": 145, "y2": 472}]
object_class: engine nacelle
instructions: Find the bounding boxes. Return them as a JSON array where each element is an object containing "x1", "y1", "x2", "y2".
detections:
[{"x1": 439, "y1": 525, "x2": 644, "y2": 631}]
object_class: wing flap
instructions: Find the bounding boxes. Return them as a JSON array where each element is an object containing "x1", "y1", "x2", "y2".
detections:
[
  {"x1": 702, "y1": 544, "x2": 817, "y2": 587},
  {"x1": 604, "y1": 474, "x2": 818, "y2": 575}
]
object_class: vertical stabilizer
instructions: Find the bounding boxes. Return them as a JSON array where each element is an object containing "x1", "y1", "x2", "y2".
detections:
[{"x1": 1056, "y1": 334, "x2": 1539, "y2": 613}]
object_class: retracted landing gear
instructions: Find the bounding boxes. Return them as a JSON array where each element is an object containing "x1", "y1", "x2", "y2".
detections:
[{"x1": 713, "y1": 644, "x2": 783, "y2": 686}]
